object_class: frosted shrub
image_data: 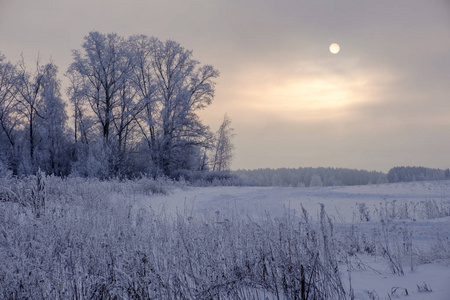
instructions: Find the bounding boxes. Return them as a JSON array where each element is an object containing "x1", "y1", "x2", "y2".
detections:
[
  {"x1": 417, "y1": 282, "x2": 432, "y2": 293},
  {"x1": 376, "y1": 217, "x2": 406, "y2": 275},
  {"x1": 31, "y1": 169, "x2": 46, "y2": 218},
  {"x1": 343, "y1": 201, "x2": 427, "y2": 275},
  {"x1": 419, "y1": 199, "x2": 450, "y2": 219},
  {"x1": 0, "y1": 160, "x2": 12, "y2": 178},
  {"x1": 356, "y1": 202, "x2": 370, "y2": 222},
  {"x1": 0, "y1": 184, "x2": 19, "y2": 204},
  {"x1": 173, "y1": 170, "x2": 241, "y2": 187},
  {"x1": 352, "y1": 199, "x2": 450, "y2": 222},
  {"x1": 131, "y1": 176, "x2": 175, "y2": 195}
]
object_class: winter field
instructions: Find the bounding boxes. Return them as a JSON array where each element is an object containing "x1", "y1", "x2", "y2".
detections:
[{"x1": 1, "y1": 175, "x2": 449, "y2": 299}]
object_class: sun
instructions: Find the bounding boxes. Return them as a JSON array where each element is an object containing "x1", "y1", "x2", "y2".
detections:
[{"x1": 329, "y1": 43, "x2": 340, "y2": 54}]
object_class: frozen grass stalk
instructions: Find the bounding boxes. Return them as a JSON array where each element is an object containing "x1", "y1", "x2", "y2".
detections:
[{"x1": 31, "y1": 168, "x2": 46, "y2": 218}]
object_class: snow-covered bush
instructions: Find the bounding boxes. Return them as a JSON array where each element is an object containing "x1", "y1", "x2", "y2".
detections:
[
  {"x1": 172, "y1": 169, "x2": 242, "y2": 186},
  {"x1": 0, "y1": 159, "x2": 12, "y2": 178},
  {"x1": 31, "y1": 169, "x2": 46, "y2": 218}
]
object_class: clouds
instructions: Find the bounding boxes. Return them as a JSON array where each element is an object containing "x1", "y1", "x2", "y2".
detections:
[{"x1": 1, "y1": 0, "x2": 449, "y2": 171}]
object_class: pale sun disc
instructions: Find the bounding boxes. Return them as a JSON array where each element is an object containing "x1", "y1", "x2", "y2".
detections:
[{"x1": 329, "y1": 43, "x2": 340, "y2": 54}]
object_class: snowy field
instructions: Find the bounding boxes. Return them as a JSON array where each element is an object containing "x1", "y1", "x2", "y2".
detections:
[
  {"x1": 146, "y1": 180, "x2": 450, "y2": 221},
  {"x1": 1, "y1": 176, "x2": 449, "y2": 299},
  {"x1": 144, "y1": 181, "x2": 450, "y2": 299}
]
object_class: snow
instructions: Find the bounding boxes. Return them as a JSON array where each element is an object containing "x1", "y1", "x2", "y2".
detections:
[
  {"x1": 144, "y1": 181, "x2": 450, "y2": 299},
  {"x1": 146, "y1": 181, "x2": 450, "y2": 220},
  {"x1": 1, "y1": 178, "x2": 449, "y2": 299},
  {"x1": 349, "y1": 259, "x2": 450, "y2": 300}
]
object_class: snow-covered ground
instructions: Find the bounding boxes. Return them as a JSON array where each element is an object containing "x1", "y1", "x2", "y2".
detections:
[
  {"x1": 143, "y1": 181, "x2": 450, "y2": 300},
  {"x1": 145, "y1": 180, "x2": 450, "y2": 217},
  {"x1": 1, "y1": 178, "x2": 449, "y2": 299}
]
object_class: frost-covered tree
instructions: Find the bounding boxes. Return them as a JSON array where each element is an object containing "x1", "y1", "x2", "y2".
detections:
[
  {"x1": 150, "y1": 39, "x2": 219, "y2": 174},
  {"x1": 128, "y1": 35, "x2": 158, "y2": 162},
  {"x1": 67, "y1": 32, "x2": 219, "y2": 177},
  {"x1": 0, "y1": 54, "x2": 18, "y2": 168},
  {"x1": 309, "y1": 174, "x2": 323, "y2": 187},
  {"x1": 211, "y1": 114, "x2": 234, "y2": 171},
  {"x1": 67, "y1": 32, "x2": 134, "y2": 142},
  {"x1": 14, "y1": 56, "x2": 49, "y2": 173},
  {"x1": 0, "y1": 54, "x2": 71, "y2": 175},
  {"x1": 67, "y1": 32, "x2": 139, "y2": 176},
  {"x1": 66, "y1": 71, "x2": 95, "y2": 145},
  {"x1": 35, "y1": 63, "x2": 71, "y2": 175},
  {"x1": 13, "y1": 57, "x2": 69, "y2": 175}
]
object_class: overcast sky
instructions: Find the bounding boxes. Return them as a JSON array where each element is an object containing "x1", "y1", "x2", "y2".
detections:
[{"x1": 1, "y1": 0, "x2": 450, "y2": 171}]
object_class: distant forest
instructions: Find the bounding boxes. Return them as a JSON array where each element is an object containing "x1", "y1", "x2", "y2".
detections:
[
  {"x1": 386, "y1": 166, "x2": 450, "y2": 183},
  {"x1": 233, "y1": 166, "x2": 450, "y2": 187}
]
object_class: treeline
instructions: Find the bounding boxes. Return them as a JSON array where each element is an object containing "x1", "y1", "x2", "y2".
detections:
[
  {"x1": 387, "y1": 166, "x2": 450, "y2": 183},
  {"x1": 0, "y1": 32, "x2": 234, "y2": 178},
  {"x1": 233, "y1": 167, "x2": 388, "y2": 187},
  {"x1": 233, "y1": 166, "x2": 450, "y2": 187}
]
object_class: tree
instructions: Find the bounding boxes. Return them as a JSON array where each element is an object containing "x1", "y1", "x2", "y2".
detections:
[
  {"x1": 67, "y1": 32, "x2": 139, "y2": 176},
  {"x1": 150, "y1": 39, "x2": 219, "y2": 174},
  {"x1": 67, "y1": 32, "x2": 134, "y2": 142},
  {"x1": 309, "y1": 174, "x2": 323, "y2": 187},
  {"x1": 211, "y1": 114, "x2": 235, "y2": 171},
  {"x1": 36, "y1": 63, "x2": 71, "y2": 175},
  {"x1": 128, "y1": 35, "x2": 158, "y2": 162},
  {"x1": 0, "y1": 54, "x2": 19, "y2": 173},
  {"x1": 0, "y1": 54, "x2": 18, "y2": 153},
  {"x1": 13, "y1": 56, "x2": 69, "y2": 175},
  {"x1": 14, "y1": 56, "x2": 48, "y2": 173}
]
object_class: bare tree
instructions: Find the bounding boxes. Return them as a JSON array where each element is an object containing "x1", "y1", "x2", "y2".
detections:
[
  {"x1": 0, "y1": 53, "x2": 19, "y2": 149},
  {"x1": 111, "y1": 73, "x2": 142, "y2": 175},
  {"x1": 67, "y1": 32, "x2": 133, "y2": 143},
  {"x1": 14, "y1": 57, "x2": 69, "y2": 175},
  {"x1": 128, "y1": 35, "x2": 158, "y2": 155},
  {"x1": 15, "y1": 56, "x2": 46, "y2": 164},
  {"x1": 211, "y1": 114, "x2": 235, "y2": 171},
  {"x1": 151, "y1": 39, "x2": 219, "y2": 174},
  {"x1": 66, "y1": 71, "x2": 95, "y2": 145}
]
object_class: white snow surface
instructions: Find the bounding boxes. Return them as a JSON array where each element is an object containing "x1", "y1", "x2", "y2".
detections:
[
  {"x1": 143, "y1": 181, "x2": 450, "y2": 300},
  {"x1": 146, "y1": 180, "x2": 450, "y2": 220}
]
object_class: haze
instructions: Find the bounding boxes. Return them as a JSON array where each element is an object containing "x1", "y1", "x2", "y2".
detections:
[{"x1": 1, "y1": 0, "x2": 449, "y2": 172}]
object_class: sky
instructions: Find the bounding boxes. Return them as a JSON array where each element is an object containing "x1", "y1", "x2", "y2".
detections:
[{"x1": 1, "y1": 0, "x2": 450, "y2": 172}]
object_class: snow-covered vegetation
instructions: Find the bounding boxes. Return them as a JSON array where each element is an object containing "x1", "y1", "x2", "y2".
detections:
[
  {"x1": 233, "y1": 167, "x2": 387, "y2": 187},
  {"x1": 1, "y1": 175, "x2": 449, "y2": 299},
  {"x1": 233, "y1": 166, "x2": 450, "y2": 187},
  {"x1": 387, "y1": 166, "x2": 450, "y2": 183}
]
